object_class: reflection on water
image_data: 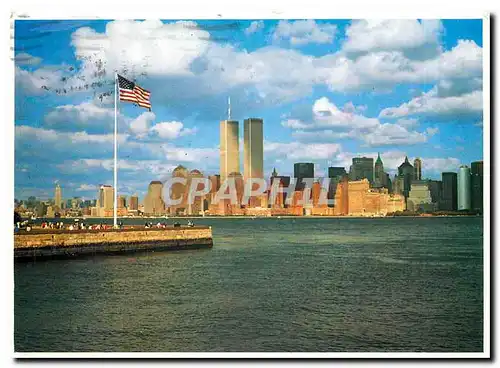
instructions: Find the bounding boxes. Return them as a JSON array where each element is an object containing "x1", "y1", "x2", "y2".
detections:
[{"x1": 15, "y1": 217, "x2": 483, "y2": 352}]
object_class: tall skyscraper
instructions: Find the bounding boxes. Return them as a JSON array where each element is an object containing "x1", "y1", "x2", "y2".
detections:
[
  {"x1": 328, "y1": 167, "x2": 347, "y2": 179},
  {"x1": 144, "y1": 181, "x2": 166, "y2": 215},
  {"x1": 98, "y1": 185, "x2": 114, "y2": 216},
  {"x1": 471, "y1": 160, "x2": 483, "y2": 213},
  {"x1": 294, "y1": 163, "x2": 314, "y2": 191},
  {"x1": 427, "y1": 180, "x2": 442, "y2": 204},
  {"x1": 54, "y1": 183, "x2": 62, "y2": 210},
  {"x1": 270, "y1": 168, "x2": 291, "y2": 208},
  {"x1": 397, "y1": 156, "x2": 414, "y2": 199},
  {"x1": 220, "y1": 120, "x2": 240, "y2": 181},
  {"x1": 243, "y1": 118, "x2": 264, "y2": 180},
  {"x1": 328, "y1": 167, "x2": 347, "y2": 207},
  {"x1": 374, "y1": 153, "x2": 389, "y2": 189},
  {"x1": 129, "y1": 195, "x2": 139, "y2": 211},
  {"x1": 118, "y1": 195, "x2": 127, "y2": 208},
  {"x1": 458, "y1": 165, "x2": 471, "y2": 211},
  {"x1": 349, "y1": 157, "x2": 374, "y2": 185},
  {"x1": 414, "y1": 158, "x2": 422, "y2": 181},
  {"x1": 440, "y1": 172, "x2": 458, "y2": 211}
]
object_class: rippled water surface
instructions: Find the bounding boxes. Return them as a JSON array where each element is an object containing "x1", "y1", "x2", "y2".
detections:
[{"x1": 15, "y1": 217, "x2": 483, "y2": 352}]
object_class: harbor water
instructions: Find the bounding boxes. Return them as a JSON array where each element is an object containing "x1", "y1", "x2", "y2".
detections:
[{"x1": 14, "y1": 217, "x2": 483, "y2": 352}]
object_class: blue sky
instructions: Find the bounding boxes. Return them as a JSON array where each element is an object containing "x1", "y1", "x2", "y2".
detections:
[{"x1": 14, "y1": 19, "x2": 483, "y2": 200}]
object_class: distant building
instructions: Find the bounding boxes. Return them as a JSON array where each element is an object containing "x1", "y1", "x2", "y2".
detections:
[
  {"x1": 407, "y1": 181, "x2": 436, "y2": 212},
  {"x1": 328, "y1": 167, "x2": 347, "y2": 179},
  {"x1": 393, "y1": 174, "x2": 405, "y2": 196},
  {"x1": 187, "y1": 169, "x2": 205, "y2": 215},
  {"x1": 270, "y1": 168, "x2": 291, "y2": 208},
  {"x1": 118, "y1": 195, "x2": 127, "y2": 208},
  {"x1": 458, "y1": 165, "x2": 471, "y2": 211},
  {"x1": 328, "y1": 166, "x2": 347, "y2": 207},
  {"x1": 427, "y1": 180, "x2": 442, "y2": 204},
  {"x1": 397, "y1": 156, "x2": 414, "y2": 199},
  {"x1": 220, "y1": 120, "x2": 240, "y2": 182},
  {"x1": 129, "y1": 195, "x2": 139, "y2": 211},
  {"x1": 144, "y1": 181, "x2": 166, "y2": 215},
  {"x1": 54, "y1": 184, "x2": 62, "y2": 210},
  {"x1": 98, "y1": 185, "x2": 114, "y2": 217},
  {"x1": 440, "y1": 172, "x2": 458, "y2": 211},
  {"x1": 243, "y1": 118, "x2": 264, "y2": 180},
  {"x1": 414, "y1": 158, "x2": 422, "y2": 181},
  {"x1": 345, "y1": 179, "x2": 405, "y2": 216},
  {"x1": 294, "y1": 163, "x2": 314, "y2": 191},
  {"x1": 349, "y1": 157, "x2": 374, "y2": 185},
  {"x1": 471, "y1": 161, "x2": 483, "y2": 213},
  {"x1": 169, "y1": 165, "x2": 189, "y2": 215}
]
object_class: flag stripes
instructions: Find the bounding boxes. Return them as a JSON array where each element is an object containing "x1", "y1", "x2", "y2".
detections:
[{"x1": 117, "y1": 74, "x2": 152, "y2": 110}]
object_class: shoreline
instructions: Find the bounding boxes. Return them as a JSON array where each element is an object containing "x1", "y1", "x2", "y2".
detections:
[{"x1": 28, "y1": 214, "x2": 483, "y2": 220}]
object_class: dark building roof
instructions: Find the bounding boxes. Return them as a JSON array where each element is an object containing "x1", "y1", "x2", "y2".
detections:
[
  {"x1": 150, "y1": 181, "x2": 163, "y2": 184},
  {"x1": 398, "y1": 156, "x2": 413, "y2": 169}
]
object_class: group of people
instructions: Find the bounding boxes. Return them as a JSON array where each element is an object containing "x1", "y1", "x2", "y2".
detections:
[
  {"x1": 41, "y1": 222, "x2": 67, "y2": 230},
  {"x1": 144, "y1": 221, "x2": 194, "y2": 229}
]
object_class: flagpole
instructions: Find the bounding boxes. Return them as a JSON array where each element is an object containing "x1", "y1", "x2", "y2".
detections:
[{"x1": 113, "y1": 73, "x2": 118, "y2": 228}]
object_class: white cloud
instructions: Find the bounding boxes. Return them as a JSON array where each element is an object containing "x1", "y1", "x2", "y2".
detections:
[
  {"x1": 76, "y1": 184, "x2": 97, "y2": 192},
  {"x1": 342, "y1": 19, "x2": 443, "y2": 59},
  {"x1": 379, "y1": 89, "x2": 482, "y2": 118},
  {"x1": 129, "y1": 111, "x2": 155, "y2": 137},
  {"x1": 150, "y1": 121, "x2": 197, "y2": 140},
  {"x1": 14, "y1": 52, "x2": 42, "y2": 66},
  {"x1": 282, "y1": 97, "x2": 431, "y2": 147},
  {"x1": 44, "y1": 101, "x2": 118, "y2": 133},
  {"x1": 273, "y1": 20, "x2": 337, "y2": 46},
  {"x1": 426, "y1": 127, "x2": 439, "y2": 136},
  {"x1": 245, "y1": 21, "x2": 264, "y2": 35},
  {"x1": 264, "y1": 140, "x2": 341, "y2": 161},
  {"x1": 395, "y1": 118, "x2": 419, "y2": 129}
]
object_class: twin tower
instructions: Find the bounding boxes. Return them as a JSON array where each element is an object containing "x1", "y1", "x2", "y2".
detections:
[{"x1": 220, "y1": 118, "x2": 264, "y2": 182}]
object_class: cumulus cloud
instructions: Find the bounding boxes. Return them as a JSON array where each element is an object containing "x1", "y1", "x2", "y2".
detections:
[
  {"x1": 150, "y1": 121, "x2": 197, "y2": 140},
  {"x1": 379, "y1": 89, "x2": 482, "y2": 118},
  {"x1": 342, "y1": 19, "x2": 443, "y2": 59},
  {"x1": 129, "y1": 111, "x2": 155, "y2": 137},
  {"x1": 14, "y1": 52, "x2": 42, "y2": 66},
  {"x1": 16, "y1": 20, "x2": 483, "y2": 119},
  {"x1": 44, "y1": 101, "x2": 119, "y2": 133},
  {"x1": 264, "y1": 140, "x2": 342, "y2": 161},
  {"x1": 273, "y1": 20, "x2": 337, "y2": 46},
  {"x1": 281, "y1": 96, "x2": 432, "y2": 147},
  {"x1": 245, "y1": 21, "x2": 264, "y2": 35}
]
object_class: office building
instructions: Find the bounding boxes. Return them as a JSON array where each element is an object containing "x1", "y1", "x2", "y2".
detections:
[
  {"x1": 243, "y1": 118, "x2": 264, "y2": 180},
  {"x1": 294, "y1": 163, "x2": 314, "y2": 191},
  {"x1": 414, "y1": 158, "x2": 422, "y2": 181},
  {"x1": 471, "y1": 160, "x2": 483, "y2": 212},
  {"x1": 129, "y1": 195, "x2": 139, "y2": 211},
  {"x1": 118, "y1": 195, "x2": 126, "y2": 208},
  {"x1": 427, "y1": 180, "x2": 442, "y2": 204},
  {"x1": 270, "y1": 168, "x2": 291, "y2": 208},
  {"x1": 54, "y1": 183, "x2": 62, "y2": 210},
  {"x1": 440, "y1": 172, "x2": 458, "y2": 211},
  {"x1": 407, "y1": 181, "x2": 436, "y2": 212},
  {"x1": 144, "y1": 181, "x2": 166, "y2": 215},
  {"x1": 349, "y1": 157, "x2": 374, "y2": 185},
  {"x1": 397, "y1": 156, "x2": 414, "y2": 199},
  {"x1": 98, "y1": 185, "x2": 114, "y2": 217},
  {"x1": 220, "y1": 120, "x2": 240, "y2": 182},
  {"x1": 458, "y1": 165, "x2": 471, "y2": 211}
]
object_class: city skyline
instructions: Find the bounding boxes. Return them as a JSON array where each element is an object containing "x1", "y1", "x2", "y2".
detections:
[{"x1": 14, "y1": 19, "x2": 483, "y2": 200}]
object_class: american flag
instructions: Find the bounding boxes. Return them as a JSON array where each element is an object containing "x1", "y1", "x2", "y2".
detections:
[{"x1": 117, "y1": 74, "x2": 151, "y2": 111}]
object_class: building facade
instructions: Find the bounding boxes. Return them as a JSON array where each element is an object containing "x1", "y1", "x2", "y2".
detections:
[
  {"x1": 413, "y1": 158, "x2": 422, "y2": 181},
  {"x1": 54, "y1": 184, "x2": 62, "y2": 210},
  {"x1": 458, "y1": 165, "x2": 471, "y2": 211},
  {"x1": 407, "y1": 181, "x2": 436, "y2": 212},
  {"x1": 243, "y1": 118, "x2": 264, "y2": 180},
  {"x1": 397, "y1": 156, "x2": 414, "y2": 199},
  {"x1": 220, "y1": 120, "x2": 240, "y2": 182},
  {"x1": 144, "y1": 181, "x2": 166, "y2": 215},
  {"x1": 294, "y1": 162, "x2": 314, "y2": 191},
  {"x1": 349, "y1": 157, "x2": 374, "y2": 185},
  {"x1": 471, "y1": 160, "x2": 483, "y2": 213},
  {"x1": 440, "y1": 172, "x2": 458, "y2": 211}
]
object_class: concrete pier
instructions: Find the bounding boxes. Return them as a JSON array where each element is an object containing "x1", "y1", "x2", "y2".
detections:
[{"x1": 14, "y1": 226, "x2": 213, "y2": 261}]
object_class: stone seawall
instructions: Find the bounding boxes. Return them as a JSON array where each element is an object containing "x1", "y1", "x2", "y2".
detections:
[{"x1": 14, "y1": 227, "x2": 213, "y2": 261}]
